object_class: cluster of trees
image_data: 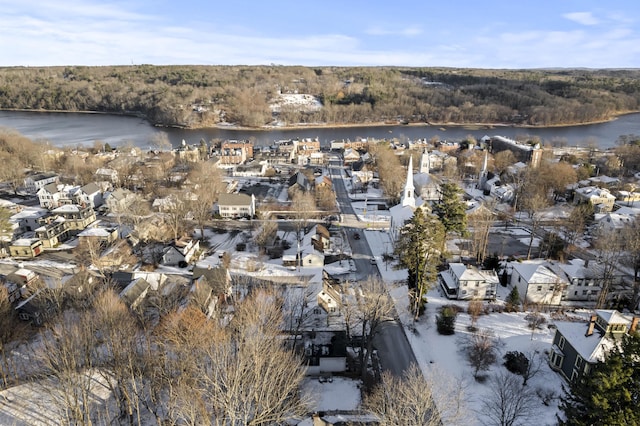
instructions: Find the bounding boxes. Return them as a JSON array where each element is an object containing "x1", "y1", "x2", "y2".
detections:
[
  {"x1": 1, "y1": 65, "x2": 639, "y2": 128},
  {"x1": 1, "y1": 285, "x2": 310, "y2": 425}
]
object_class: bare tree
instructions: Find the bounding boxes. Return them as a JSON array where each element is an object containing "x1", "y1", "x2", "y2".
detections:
[
  {"x1": 593, "y1": 227, "x2": 625, "y2": 308},
  {"x1": 481, "y1": 371, "x2": 538, "y2": 426},
  {"x1": 462, "y1": 328, "x2": 499, "y2": 380},
  {"x1": 468, "y1": 299, "x2": 484, "y2": 331},
  {"x1": 255, "y1": 220, "x2": 278, "y2": 255},
  {"x1": 520, "y1": 192, "x2": 549, "y2": 260},
  {"x1": 363, "y1": 363, "x2": 471, "y2": 425},
  {"x1": 188, "y1": 160, "x2": 225, "y2": 239},
  {"x1": 36, "y1": 310, "x2": 101, "y2": 425},
  {"x1": 468, "y1": 204, "x2": 495, "y2": 263},
  {"x1": 343, "y1": 277, "x2": 395, "y2": 380}
]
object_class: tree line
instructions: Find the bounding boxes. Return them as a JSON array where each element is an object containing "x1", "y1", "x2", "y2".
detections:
[{"x1": 0, "y1": 65, "x2": 639, "y2": 128}]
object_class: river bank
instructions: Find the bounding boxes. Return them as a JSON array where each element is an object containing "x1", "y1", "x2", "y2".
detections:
[
  {"x1": 1, "y1": 109, "x2": 638, "y2": 150},
  {"x1": 2, "y1": 107, "x2": 639, "y2": 134}
]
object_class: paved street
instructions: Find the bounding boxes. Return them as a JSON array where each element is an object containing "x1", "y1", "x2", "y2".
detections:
[{"x1": 329, "y1": 154, "x2": 419, "y2": 376}]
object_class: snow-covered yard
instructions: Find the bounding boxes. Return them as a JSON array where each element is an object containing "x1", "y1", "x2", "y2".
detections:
[{"x1": 367, "y1": 229, "x2": 565, "y2": 425}]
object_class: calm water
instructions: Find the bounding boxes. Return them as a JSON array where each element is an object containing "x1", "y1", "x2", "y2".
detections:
[{"x1": 1, "y1": 110, "x2": 639, "y2": 150}]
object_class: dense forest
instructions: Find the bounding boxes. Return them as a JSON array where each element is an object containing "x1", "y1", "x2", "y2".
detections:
[{"x1": 0, "y1": 65, "x2": 639, "y2": 128}]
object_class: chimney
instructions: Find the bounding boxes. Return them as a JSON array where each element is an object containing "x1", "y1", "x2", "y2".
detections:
[
  {"x1": 586, "y1": 315, "x2": 597, "y2": 337},
  {"x1": 630, "y1": 317, "x2": 640, "y2": 334}
]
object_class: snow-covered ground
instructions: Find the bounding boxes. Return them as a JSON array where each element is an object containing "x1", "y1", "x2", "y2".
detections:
[{"x1": 366, "y1": 228, "x2": 565, "y2": 425}]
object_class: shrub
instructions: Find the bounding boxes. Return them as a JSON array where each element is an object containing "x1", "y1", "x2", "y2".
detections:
[
  {"x1": 436, "y1": 306, "x2": 458, "y2": 335},
  {"x1": 503, "y1": 351, "x2": 529, "y2": 376}
]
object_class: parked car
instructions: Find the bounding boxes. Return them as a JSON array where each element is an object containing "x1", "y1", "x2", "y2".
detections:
[{"x1": 370, "y1": 257, "x2": 376, "y2": 265}]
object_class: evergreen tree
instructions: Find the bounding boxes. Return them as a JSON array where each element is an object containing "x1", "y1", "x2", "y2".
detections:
[
  {"x1": 395, "y1": 207, "x2": 445, "y2": 318},
  {"x1": 559, "y1": 332, "x2": 640, "y2": 425},
  {"x1": 434, "y1": 182, "x2": 468, "y2": 238},
  {"x1": 506, "y1": 286, "x2": 520, "y2": 311}
]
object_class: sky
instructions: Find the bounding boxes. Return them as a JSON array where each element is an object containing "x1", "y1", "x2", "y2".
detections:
[{"x1": 1, "y1": 0, "x2": 639, "y2": 69}]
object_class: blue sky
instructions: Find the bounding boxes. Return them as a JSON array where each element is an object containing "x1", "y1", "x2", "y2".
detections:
[{"x1": 1, "y1": 0, "x2": 639, "y2": 68}]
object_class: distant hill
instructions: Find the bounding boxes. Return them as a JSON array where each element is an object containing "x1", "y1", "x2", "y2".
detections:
[{"x1": 0, "y1": 65, "x2": 639, "y2": 129}]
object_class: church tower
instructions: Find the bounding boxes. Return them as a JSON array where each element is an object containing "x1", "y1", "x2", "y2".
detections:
[
  {"x1": 419, "y1": 149, "x2": 430, "y2": 174},
  {"x1": 478, "y1": 150, "x2": 489, "y2": 190},
  {"x1": 401, "y1": 156, "x2": 416, "y2": 208}
]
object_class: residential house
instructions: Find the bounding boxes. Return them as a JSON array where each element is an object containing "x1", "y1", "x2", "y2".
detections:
[
  {"x1": 342, "y1": 148, "x2": 361, "y2": 165},
  {"x1": 51, "y1": 205, "x2": 96, "y2": 234},
  {"x1": 94, "y1": 167, "x2": 119, "y2": 185},
  {"x1": 9, "y1": 238, "x2": 43, "y2": 259},
  {"x1": 438, "y1": 263, "x2": 498, "y2": 300},
  {"x1": 304, "y1": 330, "x2": 348, "y2": 375},
  {"x1": 594, "y1": 212, "x2": 635, "y2": 236},
  {"x1": 309, "y1": 152, "x2": 326, "y2": 165},
  {"x1": 616, "y1": 190, "x2": 640, "y2": 207},
  {"x1": 104, "y1": 188, "x2": 136, "y2": 213},
  {"x1": 175, "y1": 142, "x2": 201, "y2": 163},
  {"x1": 162, "y1": 237, "x2": 201, "y2": 266},
  {"x1": 10, "y1": 207, "x2": 48, "y2": 232},
  {"x1": 37, "y1": 183, "x2": 79, "y2": 209},
  {"x1": 217, "y1": 193, "x2": 256, "y2": 218},
  {"x1": 288, "y1": 172, "x2": 311, "y2": 194},
  {"x1": 573, "y1": 186, "x2": 616, "y2": 212},
  {"x1": 23, "y1": 172, "x2": 58, "y2": 195},
  {"x1": 315, "y1": 175, "x2": 333, "y2": 190},
  {"x1": 119, "y1": 277, "x2": 152, "y2": 309},
  {"x1": 15, "y1": 289, "x2": 55, "y2": 326},
  {"x1": 311, "y1": 224, "x2": 331, "y2": 252},
  {"x1": 77, "y1": 224, "x2": 119, "y2": 249},
  {"x1": 216, "y1": 140, "x2": 254, "y2": 165},
  {"x1": 34, "y1": 216, "x2": 70, "y2": 249},
  {"x1": 509, "y1": 260, "x2": 567, "y2": 305},
  {"x1": 74, "y1": 182, "x2": 103, "y2": 209},
  {"x1": 549, "y1": 259, "x2": 624, "y2": 303},
  {"x1": 190, "y1": 263, "x2": 232, "y2": 317},
  {"x1": 549, "y1": 310, "x2": 637, "y2": 382}
]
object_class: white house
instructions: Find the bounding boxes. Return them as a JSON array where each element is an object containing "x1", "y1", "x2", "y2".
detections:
[
  {"x1": 217, "y1": 193, "x2": 256, "y2": 218},
  {"x1": 438, "y1": 263, "x2": 498, "y2": 300},
  {"x1": 74, "y1": 182, "x2": 103, "y2": 209},
  {"x1": 23, "y1": 172, "x2": 58, "y2": 194},
  {"x1": 509, "y1": 260, "x2": 568, "y2": 305},
  {"x1": 162, "y1": 237, "x2": 200, "y2": 266}
]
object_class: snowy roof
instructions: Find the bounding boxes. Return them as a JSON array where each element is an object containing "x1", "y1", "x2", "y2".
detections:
[
  {"x1": 52, "y1": 204, "x2": 82, "y2": 214},
  {"x1": 554, "y1": 321, "x2": 616, "y2": 363},
  {"x1": 596, "y1": 309, "x2": 631, "y2": 326},
  {"x1": 511, "y1": 261, "x2": 564, "y2": 284}
]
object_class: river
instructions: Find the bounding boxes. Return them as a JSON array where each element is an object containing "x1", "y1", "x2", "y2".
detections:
[{"x1": 1, "y1": 110, "x2": 639, "y2": 150}]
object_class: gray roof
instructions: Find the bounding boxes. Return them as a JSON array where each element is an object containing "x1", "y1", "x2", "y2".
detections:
[
  {"x1": 218, "y1": 193, "x2": 253, "y2": 206},
  {"x1": 80, "y1": 182, "x2": 101, "y2": 194}
]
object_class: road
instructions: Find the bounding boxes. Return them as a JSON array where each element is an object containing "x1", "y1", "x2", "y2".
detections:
[{"x1": 329, "y1": 154, "x2": 419, "y2": 376}]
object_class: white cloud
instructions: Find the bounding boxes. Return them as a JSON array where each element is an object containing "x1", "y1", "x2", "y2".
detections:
[
  {"x1": 563, "y1": 12, "x2": 599, "y2": 26},
  {"x1": 365, "y1": 25, "x2": 423, "y2": 37}
]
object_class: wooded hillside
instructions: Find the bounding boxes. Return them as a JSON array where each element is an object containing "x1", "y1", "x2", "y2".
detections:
[{"x1": 0, "y1": 65, "x2": 639, "y2": 128}]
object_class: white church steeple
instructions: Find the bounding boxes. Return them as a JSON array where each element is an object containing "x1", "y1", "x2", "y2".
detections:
[
  {"x1": 401, "y1": 156, "x2": 415, "y2": 208},
  {"x1": 419, "y1": 148, "x2": 430, "y2": 174}
]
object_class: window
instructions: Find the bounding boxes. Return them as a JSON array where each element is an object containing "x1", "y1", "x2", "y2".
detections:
[
  {"x1": 582, "y1": 290, "x2": 588, "y2": 296},
  {"x1": 551, "y1": 352, "x2": 563, "y2": 369},
  {"x1": 475, "y1": 282, "x2": 480, "y2": 287},
  {"x1": 558, "y1": 336, "x2": 565, "y2": 350},
  {"x1": 537, "y1": 285, "x2": 543, "y2": 292},
  {"x1": 575, "y1": 355, "x2": 583, "y2": 369}
]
